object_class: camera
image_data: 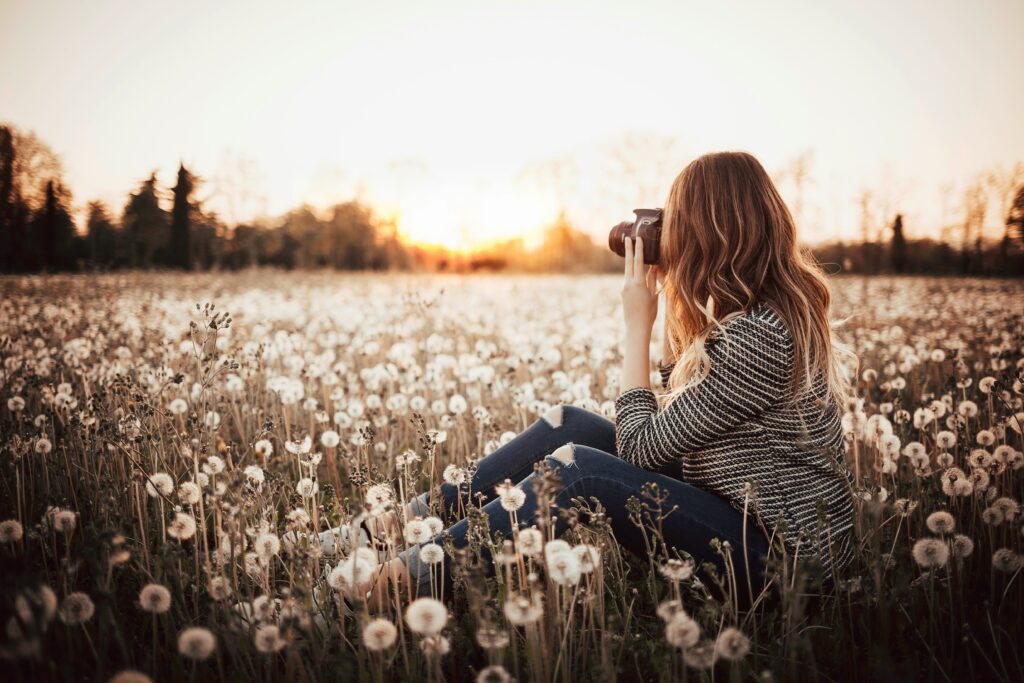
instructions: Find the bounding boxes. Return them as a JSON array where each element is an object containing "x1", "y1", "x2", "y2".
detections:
[{"x1": 608, "y1": 208, "x2": 663, "y2": 265}]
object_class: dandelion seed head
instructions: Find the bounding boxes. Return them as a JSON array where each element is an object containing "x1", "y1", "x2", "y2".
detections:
[
  {"x1": 255, "y1": 532, "x2": 281, "y2": 558},
  {"x1": 517, "y1": 528, "x2": 543, "y2": 556},
  {"x1": 404, "y1": 519, "x2": 431, "y2": 545},
  {"x1": 177, "y1": 626, "x2": 216, "y2": 660},
  {"x1": 52, "y1": 509, "x2": 77, "y2": 534},
  {"x1": 951, "y1": 534, "x2": 974, "y2": 558},
  {"x1": 145, "y1": 472, "x2": 174, "y2": 498},
  {"x1": 295, "y1": 478, "x2": 319, "y2": 498},
  {"x1": 138, "y1": 584, "x2": 171, "y2": 614},
  {"x1": 362, "y1": 618, "x2": 398, "y2": 651},
  {"x1": 546, "y1": 550, "x2": 581, "y2": 586},
  {"x1": 925, "y1": 510, "x2": 955, "y2": 534},
  {"x1": 682, "y1": 640, "x2": 717, "y2": 669},
  {"x1": 328, "y1": 557, "x2": 375, "y2": 594},
  {"x1": 254, "y1": 624, "x2": 286, "y2": 653},
  {"x1": 207, "y1": 576, "x2": 233, "y2": 600},
  {"x1": 0, "y1": 519, "x2": 24, "y2": 544},
  {"x1": 665, "y1": 612, "x2": 700, "y2": 648},
  {"x1": 405, "y1": 597, "x2": 448, "y2": 635},
  {"x1": 992, "y1": 548, "x2": 1022, "y2": 572},
  {"x1": 475, "y1": 625, "x2": 510, "y2": 650},
  {"x1": 203, "y1": 455, "x2": 225, "y2": 474},
  {"x1": 957, "y1": 400, "x2": 978, "y2": 418},
  {"x1": 423, "y1": 516, "x2": 444, "y2": 535},
  {"x1": 911, "y1": 538, "x2": 950, "y2": 569},
  {"x1": 178, "y1": 481, "x2": 201, "y2": 505},
  {"x1": 58, "y1": 592, "x2": 95, "y2": 625},
  {"x1": 715, "y1": 626, "x2": 750, "y2": 661},
  {"x1": 285, "y1": 435, "x2": 313, "y2": 455},
  {"x1": 503, "y1": 592, "x2": 543, "y2": 625},
  {"x1": 419, "y1": 543, "x2": 444, "y2": 564},
  {"x1": 243, "y1": 466, "x2": 264, "y2": 484},
  {"x1": 167, "y1": 512, "x2": 197, "y2": 540},
  {"x1": 659, "y1": 558, "x2": 696, "y2": 582},
  {"x1": 442, "y1": 464, "x2": 466, "y2": 486}
]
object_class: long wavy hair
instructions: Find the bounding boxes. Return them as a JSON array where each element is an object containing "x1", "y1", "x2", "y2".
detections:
[{"x1": 655, "y1": 151, "x2": 856, "y2": 414}]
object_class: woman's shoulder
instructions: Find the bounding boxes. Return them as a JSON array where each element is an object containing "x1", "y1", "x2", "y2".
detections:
[{"x1": 711, "y1": 301, "x2": 792, "y2": 348}]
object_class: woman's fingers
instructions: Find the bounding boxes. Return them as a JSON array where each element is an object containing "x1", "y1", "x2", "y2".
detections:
[
  {"x1": 645, "y1": 264, "x2": 658, "y2": 293},
  {"x1": 623, "y1": 235, "x2": 633, "y2": 279},
  {"x1": 634, "y1": 235, "x2": 645, "y2": 278}
]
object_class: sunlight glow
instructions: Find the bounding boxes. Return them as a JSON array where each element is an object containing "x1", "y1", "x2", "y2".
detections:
[{"x1": 390, "y1": 183, "x2": 557, "y2": 252}]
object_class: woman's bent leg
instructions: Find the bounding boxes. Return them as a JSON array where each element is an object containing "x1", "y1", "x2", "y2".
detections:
[
  {"x1": 409, "y1": 404, "x2": 617, "y2": 523},
  {"x1": 401, "y1": 444, "x2": 772, "y2": 610}
]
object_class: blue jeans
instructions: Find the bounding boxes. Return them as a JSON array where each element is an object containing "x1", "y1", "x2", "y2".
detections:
[{"x1": 398, "y1": 404, "x2": 772, "y2": 608}]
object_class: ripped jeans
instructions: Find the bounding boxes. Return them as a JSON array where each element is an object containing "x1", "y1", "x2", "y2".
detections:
[{"x1": 397, "y1": 404, "x2": 773, "y2": 609}]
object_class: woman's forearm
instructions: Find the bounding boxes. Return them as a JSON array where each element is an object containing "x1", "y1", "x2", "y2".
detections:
[{"x1": 620, "y1": 329, "x2": 652, "y2": 393}]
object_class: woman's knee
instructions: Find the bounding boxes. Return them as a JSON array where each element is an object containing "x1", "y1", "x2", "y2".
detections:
[
  {"x1": 544, "y1": 443, "x2": 620, "y2": 472},
  {"x1": 542, "y1": 403, "x2": 614, "y2": 433}
]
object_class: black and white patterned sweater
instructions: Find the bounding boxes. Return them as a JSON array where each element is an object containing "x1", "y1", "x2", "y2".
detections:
[{"x1": 614, "y1": 301, "x2": 855, "y2": 576}]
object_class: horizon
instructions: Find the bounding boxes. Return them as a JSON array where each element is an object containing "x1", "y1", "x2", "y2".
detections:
[{"x1": 2, "y1": 0, "x2": 1023, "y2": 251}]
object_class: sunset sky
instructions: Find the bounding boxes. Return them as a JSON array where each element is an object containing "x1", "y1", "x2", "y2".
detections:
[{"x1": 2, "y1": 0, "x2": 1022, "y2": 250}]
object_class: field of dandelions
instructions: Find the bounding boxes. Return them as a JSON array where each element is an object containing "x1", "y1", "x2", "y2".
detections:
[{"x1": 1, "y1": 272, "x2": 1022, "y2": 683}]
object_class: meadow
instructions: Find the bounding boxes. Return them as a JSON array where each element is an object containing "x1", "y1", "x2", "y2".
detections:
[{"x1": 0, "y1": 271, "x2": 1022, "y2": 683}]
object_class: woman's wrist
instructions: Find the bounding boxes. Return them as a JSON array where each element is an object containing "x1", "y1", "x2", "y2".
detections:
[
  {"x1": 621, "y1": 327, "x2": 653, "y2": 392},
  {"x1": 624, "y1": 327, "x2": 652, "y2": 347}
]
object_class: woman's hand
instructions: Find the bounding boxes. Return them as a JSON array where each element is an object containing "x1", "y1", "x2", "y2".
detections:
[{"x1": 621, "y1": 235, "x2": 660, "y2": 337}]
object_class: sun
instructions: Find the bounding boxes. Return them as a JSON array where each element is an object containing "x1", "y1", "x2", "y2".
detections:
[{"x1": 393, "y1": 186, "x2": 559, "y2": 252}]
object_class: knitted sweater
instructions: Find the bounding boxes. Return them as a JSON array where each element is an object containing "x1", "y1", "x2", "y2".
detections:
[{"x1": 614, "y1": 301, "x2": 855, "y2": 576}]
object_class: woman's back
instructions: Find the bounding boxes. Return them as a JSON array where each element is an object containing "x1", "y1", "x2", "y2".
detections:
[{"x1": 615, "y1": 301, "x2": 856, "y2": 576}]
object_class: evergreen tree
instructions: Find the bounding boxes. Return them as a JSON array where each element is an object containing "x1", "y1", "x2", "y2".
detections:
[
  {"x1": 169, "y1": 163, "x2": 195, "y2": 269},
  {"x1": 35, "y1": 179, "x2": 76, "y2": 271},
  {"x1": 0, "y1": 126, "x2": 17, "y2": 271},
  {"x1": 890, "y1": 213, "x2": 907, "y2": 273},
  {"x1": 122, "y1": 173, "x2": 168, "y2": 268},
  {"x1": 86, "y1": 201, "x2": 117, "y2": 268}
]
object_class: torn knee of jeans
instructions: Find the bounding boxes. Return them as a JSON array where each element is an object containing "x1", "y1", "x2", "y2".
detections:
[
  {"x1": 550, "y1": 442, "x2": 575, "y2": 466},
  {"x1": 542, "y1": 404, "x2": 563, "y2": 428}
]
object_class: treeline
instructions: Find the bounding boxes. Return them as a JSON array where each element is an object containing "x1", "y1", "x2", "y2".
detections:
[
  {"x1": 0, "y1": 123, "x2": 417, "y2": 272},
  {"x1": 813, "y1": 210, "x2": 1024, "y2": 276},
  {"x1": 3, "y1": 121, "x2": 1024, "y2": 275}
]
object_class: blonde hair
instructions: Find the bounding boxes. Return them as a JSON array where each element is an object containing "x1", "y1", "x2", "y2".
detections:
[{"x1": 655, "y1": 151, "x2": 857, "y2": 414}]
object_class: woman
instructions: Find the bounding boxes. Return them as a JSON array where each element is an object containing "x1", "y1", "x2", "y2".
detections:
[{"x1": 361, "y1": 151, "x2": 857, "y2": 611}]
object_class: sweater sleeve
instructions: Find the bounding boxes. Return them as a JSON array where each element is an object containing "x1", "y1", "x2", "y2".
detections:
[{"x1": 614, "y1": 314, "x2": 793, "y2": 471}]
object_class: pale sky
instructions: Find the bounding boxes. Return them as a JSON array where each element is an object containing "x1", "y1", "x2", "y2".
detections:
[{"x1": 2, "y1": 0, "x2": 1022, "y2": 249}]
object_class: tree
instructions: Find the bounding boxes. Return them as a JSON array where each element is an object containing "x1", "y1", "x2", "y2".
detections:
[
  {"x1": 35, "y1": 179, "x2": 76, "y2": 271},
  {"x1": 890, "y1": 214, "x2": 907, "y2": 273},
  {"x1": 0, "y1": 126, "x2": 18, "y2": 271},
  {"x1": 169, "y1": 163, "x2": 195, "y2": 269},
  {"x1": 1007, "y1": 184, "x2": 1024, "y2": 274},
  {"x1": 0, "y1": 123, "x2": 66, "y2": 271},
  {"x1": 987, "y1": 164, "x2": 1024, "y2": 271},
  {"x1": 961, "y1": 180, "x2": 987, "y2": 274},
  {"x1": 122, "y1": 173, "x2": 168, "y2": 268},
  {"x1": 85, "y1": 201, "x2": 117, "y2": 268}
]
